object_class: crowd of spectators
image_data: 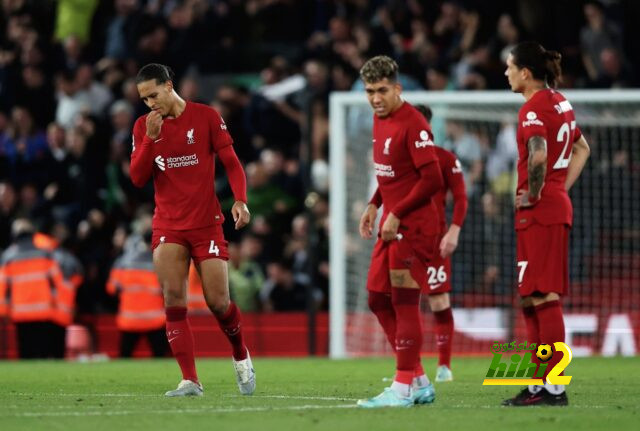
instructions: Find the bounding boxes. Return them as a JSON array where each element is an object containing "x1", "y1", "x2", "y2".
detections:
[{"x1": 1, "y1": 0, "x2": 638, "y2": 317}]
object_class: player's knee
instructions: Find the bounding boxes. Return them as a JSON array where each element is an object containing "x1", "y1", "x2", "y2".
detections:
[
  {"x1": 428, "y1": 293, "x2": 449, "y2": 311},
  {"x1": 163, "y1": 285, "x2": 186, "y2": 306},
  {"x1": 389, "y1": 270, "x2": 419, "y2": 288},
  {"x1": 206, "y1": 293, "x2": 230, "y2": 316}
]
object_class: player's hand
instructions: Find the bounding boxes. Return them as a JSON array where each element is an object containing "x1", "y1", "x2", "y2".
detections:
[
  {"x1": 440, "y1": 224, "x2": 461, "y2": 258},
  {"x1": 231, "y1": 201, "x2": 250, "y2": 230},
  {"x1": 359, "y1": 204, "x2": 378, "y2": 239},
  {"x1": 146, "y1": 110, "x2": 163, "y2": 140},
  {"x1": 380, "y1": 212, "x2": 400, "y2": 241},
  {"x1": 515, "y1": 190, "x2": 540, "y2": 209}
]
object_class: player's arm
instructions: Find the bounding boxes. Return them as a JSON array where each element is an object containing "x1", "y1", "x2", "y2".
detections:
[
  {"x1": 516, "y1": 135, "x2": 547, "y2": 209},
  {"x1": 565, "y1": 135, "x2": 590, "y2": 191},
  {"x1": 382, "y1": 161, "x2": 444, "y2": 241},
  {"x1": 359, "y1": 188, "x2": 381, "y2": 239},
  {"x1": 217, "y1": 145, "x2": 250, "y2": 229},
  {"x1": 130, "y1": 113, "x2": 162, "y2": 187},
  {"x1": 440, "y1": 161, "x2": 468, "y2": 258}
]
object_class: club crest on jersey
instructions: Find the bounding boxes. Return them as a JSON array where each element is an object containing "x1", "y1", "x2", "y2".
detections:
[
  {"x1": 415, "y1": 130, "x2": 434, "y2": 148},
  {"x1": 186, "y1": 128, "x2": 195, "y2": 144},
  {"x1": 522, "y1": 111, "x2": 544, "y2": 127},
  {"x1": 383, "y1": 137, "x2": 392, "y2": 155},
  {"x1": 452, "y1": 159, "x2": 463, "y2": 174}
]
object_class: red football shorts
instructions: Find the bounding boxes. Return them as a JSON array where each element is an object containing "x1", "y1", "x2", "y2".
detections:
[
  {"x1": 152, "y1": 224, "x2": 229, "y2": 264},
  {"x1": 516, "y1": 223, "x2": 569, "y2": 297},
  {"x1": 422, "y1": 250, "x2": 452, "y2": 295},
  {"x1": 367, "y1": 226, "x2": 438, "y2": 293}
]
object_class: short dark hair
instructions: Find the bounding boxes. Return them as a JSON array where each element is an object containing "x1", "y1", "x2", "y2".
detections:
[
  {"x1": 415, "y1": 104, "x2": 433, "y2": 122},
  {"x1": 135, "y1": 63, "x2": 175, "y2": 85},
  {"x1": 360, "y1": 55, "x2": 399, "y2": 83},
  {"x1": 510, "y1": 41, "x2": 562, "y2": 88}
]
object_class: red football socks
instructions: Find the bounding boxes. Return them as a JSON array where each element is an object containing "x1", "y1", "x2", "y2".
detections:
[
  {"x1": 216, "y1": 302, "x2": 248, "y2": 361},
  {"x1": 165, "y1": 306, "x2": 198, "y2": 383},
  {"x1": 433, "y1": 307, "x2": 454, "y2": 368},
  {"x1": 392, "y1": 288, "x2": 422, "y2": 384},
  {"x1": 368, "y1": 291, "x2": 397, "y2": 351},
  {"x1": 535, "y1": 300, "x2": 565, "y2": 379}
]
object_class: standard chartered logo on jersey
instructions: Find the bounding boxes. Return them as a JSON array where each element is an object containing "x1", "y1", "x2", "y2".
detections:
[
  {"x1": 155, "y1": 154, "x2": 199, "y2": 171},
  {"x1": 374, "y1": 162, "x2": 394, "y2": 177}
]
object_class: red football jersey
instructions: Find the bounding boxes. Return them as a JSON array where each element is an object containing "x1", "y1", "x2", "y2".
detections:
[
  {"x1": 516, "y1": 89, "x2": 583, "y2": 229},
  {"x1": 373, "y1": 102, "x2": 440, "y2": 234},
  {"x1": 131, "y1": 102, "x2": 233, "y2": 230},
  {"x1": 434, "y1": 146, "x2": 467, "y2": 233}
]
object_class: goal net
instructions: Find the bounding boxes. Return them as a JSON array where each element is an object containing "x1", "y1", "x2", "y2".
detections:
[{"x1": 329, "y1": 90, "x2": 640, "y2": 359}]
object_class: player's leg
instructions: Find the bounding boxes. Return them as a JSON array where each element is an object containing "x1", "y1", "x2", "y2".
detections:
[
  {"x1": 366, "y1": 240, "x2": 396, "y2": 351},
  {"x1": 504, "y1": 224, "x2": 569, "y2": 406},
  {"x1": 197, "y1": 257, "x2": 255, "y2": 395},
  {"x1": 428, "y1": 292, "x2": 454, "y2": 382},
  {"x1": 358, "y1": 240, "x2": 415, "y2": 408},
  {"x1": 192, "y1": 225, "x2": 254, "y2": 395},
  {"x1": 153, "y1": 238, "x2": 202, "y2": 396}
]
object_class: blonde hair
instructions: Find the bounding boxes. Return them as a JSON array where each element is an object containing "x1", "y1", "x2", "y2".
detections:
[{"x1": 360, "y1": 55, "x2": 399, "y2": 83}]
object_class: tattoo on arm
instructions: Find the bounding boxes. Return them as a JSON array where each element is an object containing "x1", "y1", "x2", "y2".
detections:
[{"x1": 527, "y1": 136, "x2": 547, "y2": 197}]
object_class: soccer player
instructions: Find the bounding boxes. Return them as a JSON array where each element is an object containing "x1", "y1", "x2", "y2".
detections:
[
  {"x1": 357, "y1": 56, "x2": 444, "y2": 408},
  {"x1": 416, "y1": 105, "x2": 468, "y2": 382},
  {"x1": 369, "y1": 105, "x2": 468, "y2": 383},
  {"x1": 502, "y1": 42, "x2": 590, "y2": 406},
  {"x1": 130, "y1": 63, "x2": 256, "y2": 397}
]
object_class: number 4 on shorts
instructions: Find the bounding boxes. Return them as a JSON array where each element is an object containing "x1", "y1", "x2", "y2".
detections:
[{"x1": 209, "y1": 240, "x2": 220, "y2": 256}]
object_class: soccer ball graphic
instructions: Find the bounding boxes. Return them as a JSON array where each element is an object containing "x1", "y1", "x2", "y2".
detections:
[{"x1": 536, "y1": 344, "x2": 553, "y2": 362}]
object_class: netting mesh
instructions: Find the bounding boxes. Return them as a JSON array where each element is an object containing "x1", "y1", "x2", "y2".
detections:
[{"x1": 335, "y1": 93, "x2": 640, "y2": 357}]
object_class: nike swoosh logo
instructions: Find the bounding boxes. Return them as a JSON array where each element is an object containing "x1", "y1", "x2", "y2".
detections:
[
  {"x1": 430, "y1": 283, "x2": 442, "y2": 290},
  {"x1": 154, "y1": 138, "x2": 163, "y2": 143},
  {"x1": 396, "y1": 346, "x2": 410, "y2": 350},
  {"x1": 168, "y1": 337, "x2": 179, "y2": 343}
]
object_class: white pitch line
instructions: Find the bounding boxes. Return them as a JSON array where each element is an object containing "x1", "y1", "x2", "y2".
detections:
[{"x1": 3, "y1": 404, "x2": 358, "y2": 418}]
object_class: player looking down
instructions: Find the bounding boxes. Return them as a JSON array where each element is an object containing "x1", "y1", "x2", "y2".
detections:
[
  {"x1": 357, "y1": 56, "x2": 444, "y2": 408},
  {"x1": 130, "y1": 63, "x2": 255, "y2": 397}
]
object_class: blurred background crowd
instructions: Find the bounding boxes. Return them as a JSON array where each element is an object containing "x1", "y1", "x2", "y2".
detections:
[{"x1": 0, "y1": 0, "x2": 638, "y2": 332}]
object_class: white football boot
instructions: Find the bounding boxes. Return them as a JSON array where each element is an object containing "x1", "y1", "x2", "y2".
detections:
[
  {"x1": 233, "y1": 350, "x2": 256, "y2": 395},
  {"x1": 165, "y1": 379, "x2": 204, "y2": 397}
]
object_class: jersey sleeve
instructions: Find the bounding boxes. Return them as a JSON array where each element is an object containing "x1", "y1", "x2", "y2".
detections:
[
  {"x1": 518, "y1": 104, "x2": 548, "y2": 144},
  {"x1": 406, "y1": 114, "x2": 438, "y2": 169},
  {"x1": 444, "y1": 156, "x2": 468, "y2": 227},
  {"x1": 573, "y1": 124, "x2": 583, "y2": 142},
  {"x1": 207, "y1": 107, "x2": 234, "y2": 152},
  {"x1": 129, "y1": 117, "x2": 155, "y2": 187}
]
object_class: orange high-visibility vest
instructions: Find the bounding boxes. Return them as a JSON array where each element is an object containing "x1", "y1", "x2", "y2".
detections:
[
  {"x1": 188, "y1": 262, "x2": 209, "y2": 314},
  {"x1": 106, "y1": 249, "x2": 165, "y2": 331},
  {"x1": 32, "y1": 233, "x2": 83, "y2": 326},
  {"x1": 0, "y1": 237, "x2": 68, "y2": 323},
  {"x1": 51, "y1": 249, "x2": 83, "y2": 326}
]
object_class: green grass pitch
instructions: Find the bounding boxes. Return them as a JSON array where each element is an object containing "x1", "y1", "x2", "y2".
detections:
[{"x1": 0, "y1": 357, "x2": 637, "y2": 430}]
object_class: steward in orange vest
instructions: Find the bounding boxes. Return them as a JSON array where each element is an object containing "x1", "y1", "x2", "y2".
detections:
[
  {"x1": 33, "y1": 232, "x2": 83, "y2": 327},
  {"x1": 0, "y1": 219, "x2": 69, "y2": 358},
  {"x1": 106, "y1": 233, "x2": 167, "y2": 357}
]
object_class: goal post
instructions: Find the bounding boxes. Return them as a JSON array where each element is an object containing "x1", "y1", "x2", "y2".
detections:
[{"x1": 329, "y1": 90, "x2": 640, "y2": 359}]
